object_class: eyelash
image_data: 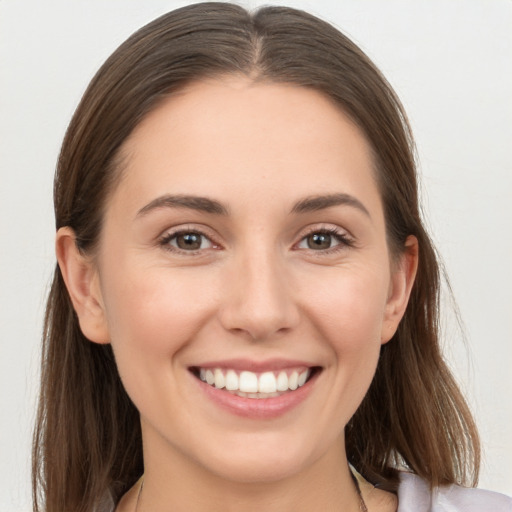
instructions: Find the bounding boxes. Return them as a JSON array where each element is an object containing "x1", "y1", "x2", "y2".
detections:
[
  {"x1": 158, "y1": 229, "x2": 219, "y2": 255},
  {"x1": 295, "y1": 227, "x2": 355, "y2": 254},
  {"x1": 158, "y1": 226, "x2": 354, "y2": 255}
]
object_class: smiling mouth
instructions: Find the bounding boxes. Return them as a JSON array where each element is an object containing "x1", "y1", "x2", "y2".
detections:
[{"x1": 190, "y1": 366, "x2": 320, "y2": 399}]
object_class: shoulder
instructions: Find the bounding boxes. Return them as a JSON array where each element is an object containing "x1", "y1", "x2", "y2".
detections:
[{"x1": 397, "y1": 472, "x2": 512, "y2": 512}]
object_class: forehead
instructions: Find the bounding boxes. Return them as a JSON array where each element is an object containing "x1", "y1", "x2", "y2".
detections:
[{"x1": 112, "y1": 77, "x2": 382, "y2": 218}]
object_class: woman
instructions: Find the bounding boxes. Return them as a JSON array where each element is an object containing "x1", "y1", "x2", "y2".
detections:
[{"x1": 32, "y1": 3, "x2": 512, "y2": 511}]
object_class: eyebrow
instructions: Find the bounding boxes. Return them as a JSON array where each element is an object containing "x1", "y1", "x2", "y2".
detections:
[
  {"x1": 291, "y1": 193, "x2": 370, "y2": 217},
  {"x1": 136, "y1": 194, "x2": 228, "y2": 217},
  {"x1": 136, "y1": 192, "x2": 370, "y2": 219}
]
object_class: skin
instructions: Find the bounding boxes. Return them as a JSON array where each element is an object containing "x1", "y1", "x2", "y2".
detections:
[{"x1": 57, "y1": 77, "x2": 417, "y2": 511}]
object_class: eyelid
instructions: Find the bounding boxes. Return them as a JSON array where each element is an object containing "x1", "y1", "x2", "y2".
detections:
[
  {"x1": 156, "y1": 223, "x2": 355, "y2": 256},
  {"x1": 157, "y1": 224, "x2": 223, "y2": 254},
  {"x1": 293, "y1": 224, "x2": 355, "y2": 252}
]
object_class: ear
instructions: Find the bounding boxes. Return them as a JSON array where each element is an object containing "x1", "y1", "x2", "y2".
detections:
[
  {"x1": 56, "y1": 227, "x2": 110, "y2": 344},
  {"x1": 381, "y1": 235, "x2": 419, "y2": 344}
]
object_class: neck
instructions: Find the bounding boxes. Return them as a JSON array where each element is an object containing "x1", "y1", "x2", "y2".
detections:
[{"x1": 134, "y1": 428, "x2": 362, "y2": 512}]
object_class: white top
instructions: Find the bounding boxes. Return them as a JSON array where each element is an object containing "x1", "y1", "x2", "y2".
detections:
[{"x1": 397, "y1": 472, "x2": 512, "y2": 511}]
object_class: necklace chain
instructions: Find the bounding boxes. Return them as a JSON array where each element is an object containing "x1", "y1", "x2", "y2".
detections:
[
  {"x1": 352, "y1": 472, "x2": 369, "y2": 512},
  {"x1": 135, "y1": 476, "x2": 143, "y2": 512},
  {"x1": 134, "y1": 473, "x2": 368, "y2": 512}
]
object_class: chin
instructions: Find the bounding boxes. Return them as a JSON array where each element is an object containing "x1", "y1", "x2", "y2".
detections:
[
  {"x1": 188, "y1": 428, "x2": 335, "y2": 485},
  {"x1": 204, "y1": 450, "x2": 311, "y2": 485}
]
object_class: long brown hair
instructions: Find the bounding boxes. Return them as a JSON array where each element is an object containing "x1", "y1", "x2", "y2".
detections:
[{"x1": 33, "y1": 3, "x2": 480, "y2": 511}]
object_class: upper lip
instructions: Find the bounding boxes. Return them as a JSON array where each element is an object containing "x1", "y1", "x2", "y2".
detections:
[{"x1": 189, "y1": 358, "x2": 319, "y2": 373}]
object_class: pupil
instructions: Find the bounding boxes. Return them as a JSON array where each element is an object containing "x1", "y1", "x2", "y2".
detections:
[
  {"x1": 308, "y1": 233, "x2": 331, "y2": 250},
  {"x1": 177, "y1": 233, "x2": 201, "y2": 250}
]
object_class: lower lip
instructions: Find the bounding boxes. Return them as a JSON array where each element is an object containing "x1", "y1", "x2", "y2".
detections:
[{"x1": 194, "y1": 371, "x2": 319, "y2": 419}]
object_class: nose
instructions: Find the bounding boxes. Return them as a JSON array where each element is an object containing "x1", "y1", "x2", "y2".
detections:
[{"x1": 218, "y1": 247, "x2": 300, "y2": 341}]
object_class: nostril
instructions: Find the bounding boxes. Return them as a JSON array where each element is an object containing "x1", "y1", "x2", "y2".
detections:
[{"x1": 217, "y1": 271, "x2": 300, "y2": 341}]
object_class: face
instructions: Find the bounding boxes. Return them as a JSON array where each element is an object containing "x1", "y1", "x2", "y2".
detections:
[{"x1": 67, "y1": 77, "x2": 414, "y2": 485}]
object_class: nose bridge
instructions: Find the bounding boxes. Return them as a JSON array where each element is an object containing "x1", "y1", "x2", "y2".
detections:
[{"x1": 220, "y1": 240, "x2": 299, "y2": 340}]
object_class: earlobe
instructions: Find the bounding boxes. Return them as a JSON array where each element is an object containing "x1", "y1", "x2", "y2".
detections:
[
  {"x1": 381, "y1": 235, "x2": 419, "y2": 344},
  {"x1": 56, "y1": 227, "x2": 110, "y2": 344}
]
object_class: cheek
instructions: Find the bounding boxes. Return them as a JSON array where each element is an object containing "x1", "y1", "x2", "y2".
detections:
[
  {"x1": 100, "y1": 265, "x2": 222, "y2": 418},
  {"x1": 304, "y1": 265, "x2": 390, "y2": 351},
  {"x1": 292, "y1": 265, "x2": 390, "y2": 431},
  {"x1": 100, "y1": 264, "x2": 218, "y2": 367}
]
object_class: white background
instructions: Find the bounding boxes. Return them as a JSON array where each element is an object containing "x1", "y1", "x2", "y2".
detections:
[{"x1": 1, "y1": 0, "x2": 511, "y2": 510}]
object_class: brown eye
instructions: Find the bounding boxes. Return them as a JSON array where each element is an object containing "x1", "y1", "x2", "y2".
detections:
[
  {"x1": 306, "y1": 232, "x2": 333, "y2": 250},
  {"x1": 176, "y1": 233, "x2": 202, "y2": 250},
  {"x1": 164, "y1": 231, "x2": 214, "y2": 251},
  {"x1": 296, "y1": 229, "x2": 352, "y2": 252}
]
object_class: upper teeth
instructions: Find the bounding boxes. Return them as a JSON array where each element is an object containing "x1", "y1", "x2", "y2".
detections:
[{"x1": 198, "y1": 368, "x2": 310, "y2": 393}]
